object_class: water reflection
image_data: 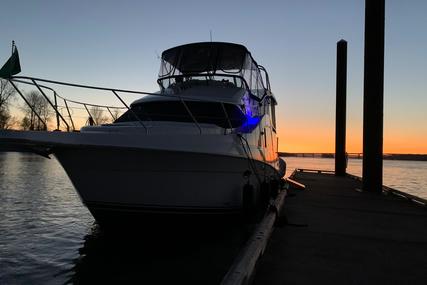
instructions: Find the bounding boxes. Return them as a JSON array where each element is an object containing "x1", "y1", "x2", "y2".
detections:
[
  {"x1": 3, "y1": 153, "x2": 426, "y2": 284},
  {"x1": 0, "y1": 152, "x2": 93, "y2": 284},
  {"x1": 0, "y1": 153, "x2": 248, "y2": 284},
  {"x1": 67, "y1": 222, "x2": 247, "y2": 284}
]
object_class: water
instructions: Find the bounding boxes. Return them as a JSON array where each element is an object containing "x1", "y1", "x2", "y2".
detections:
[
  {"x1": 284, "y1": 156, "x2": 427, "y2": 200},
  {"x1": 0, "y1": 153, "x2": 247, "y2": 284},
  {"x1": 1, "y1": 153, "x2": 426, "y2": 284},
  {"x1": 0, "y1": 153, "x2": 92, "y2": 284}
]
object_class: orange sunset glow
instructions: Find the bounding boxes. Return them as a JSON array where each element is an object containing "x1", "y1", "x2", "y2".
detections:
[
  {"x1": 279, "y1": 127, "x2": 427, "y2": 154},
  {"x1": 1, "y1": 1, "x2": 426, "y2": 156}
]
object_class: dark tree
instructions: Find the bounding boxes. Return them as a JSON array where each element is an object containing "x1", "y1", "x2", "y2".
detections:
[
  {"x1": 89, "y1": 106, "x2": 108, "y2": 125},
  {"x1": 0, "y1": 79, "x2": 16, "y2": 129},
  {"x1": 20, "y1": 91, "x2": 52, "y2": 131}
]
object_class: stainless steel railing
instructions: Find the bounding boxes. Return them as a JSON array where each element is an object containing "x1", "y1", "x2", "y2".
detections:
[{"x1": 8, "y1": 76, "x2": 239, "y2": 134}]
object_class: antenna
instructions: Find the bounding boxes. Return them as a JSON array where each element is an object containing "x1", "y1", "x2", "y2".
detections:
[
  {"x1": 12, "y1": 40, "x2": 15, "y2": 55},
  {"x1": 210, "y1": 30, "x2": 212, "y2": 42}
]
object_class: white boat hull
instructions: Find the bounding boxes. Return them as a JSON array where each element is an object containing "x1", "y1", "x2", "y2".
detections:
[
  {"x1": 0, "y1": 125, "x2": 283, "y2": 224},
  {"x1": 53, "y1": 145, "x2": 278, "y2": 220}
]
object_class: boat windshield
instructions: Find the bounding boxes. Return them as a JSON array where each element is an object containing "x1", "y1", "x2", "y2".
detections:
[
  {"x1": 158, "y1": 42, "x2": 267, "y2": 98},
  {"x1": 115, "y1": 100, "x2": 246, "y2": 128}
]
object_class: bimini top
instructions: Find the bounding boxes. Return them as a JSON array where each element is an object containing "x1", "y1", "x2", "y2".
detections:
[
  {"x1": 158, "y1": 42, "x2": 270, "y2": 99},
  {"x1": 160, "y1": 42, "x2": 248, "y2": 74}
]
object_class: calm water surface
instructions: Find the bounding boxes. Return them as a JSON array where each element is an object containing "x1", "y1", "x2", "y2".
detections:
[
  {"x1": 1, "y1": 153, "x2": 426, "y2": 284},
  {"x1": 0, "y1": 153, "x2": 246, "y2": 284}
]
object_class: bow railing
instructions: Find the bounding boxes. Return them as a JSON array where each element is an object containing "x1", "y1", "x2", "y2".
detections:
[{"x1": 6, "y1": 76, "x2": 237, "y2": 134}]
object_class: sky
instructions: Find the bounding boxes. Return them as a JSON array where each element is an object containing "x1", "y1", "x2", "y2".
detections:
[{"x1": 0, "y1": 0, "x2": 426, "y2": 154}]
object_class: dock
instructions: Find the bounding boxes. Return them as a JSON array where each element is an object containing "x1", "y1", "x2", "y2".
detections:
[{"x1": 252, "y1": 170, "x2": 427, "y2": 284}]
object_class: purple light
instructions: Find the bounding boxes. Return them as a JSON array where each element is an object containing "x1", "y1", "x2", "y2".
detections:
[
  {"x1": 238, "y1": 115, "x2": 261, "y2": 133},
  {"x1": 242, "y1": 93, "x2": 253, "y2": 117}
]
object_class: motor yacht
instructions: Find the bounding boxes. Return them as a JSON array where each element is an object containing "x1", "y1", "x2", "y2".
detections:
[{"x1": 0, "y1": 42, "x2": 285, "y2": 224}]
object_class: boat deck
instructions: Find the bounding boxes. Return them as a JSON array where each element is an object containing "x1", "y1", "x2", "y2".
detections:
[{"x1": 253, "y1": 171, "x2": 427, "y2": 284}]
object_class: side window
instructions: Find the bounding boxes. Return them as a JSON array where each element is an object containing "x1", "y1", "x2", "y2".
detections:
[
  {"x1": 264, "y1": 99, "x2": 270, "y2": 116},
  {"x1": 271, "y1": 102, "x2": 276, "y2": 130},
  {"x1": 115, "y1": 101, "x2": 246, "y2": 128}
]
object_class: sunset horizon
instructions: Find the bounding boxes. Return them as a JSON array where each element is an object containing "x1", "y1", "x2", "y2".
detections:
[
  {"x1": 1, "y1": 1, "x2": 426, "y2": 155},
  {"x1": 2, "y1": 2, "x2": 427, "y2": 284}
]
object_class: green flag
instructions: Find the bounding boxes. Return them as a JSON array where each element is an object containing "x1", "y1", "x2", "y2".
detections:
[{"x1": 0, "y1": 46, "x2": 21, "y2": 78}]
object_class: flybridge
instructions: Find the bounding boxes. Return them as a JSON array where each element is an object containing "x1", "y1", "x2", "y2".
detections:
[
  {"x1": 0, "y1": 42, "x2": 273, "y2": 133},
  {"x1": 160, "y1": 42, "x2": 248, "y2": 74},
  {"x1": 158, "y1": 42, "x2": 272, "y2": 100}
]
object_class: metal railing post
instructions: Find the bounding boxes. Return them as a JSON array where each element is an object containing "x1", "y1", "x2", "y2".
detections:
[
  {"x1": 8, "y1": 80, "x2": 47, "y2": 130},
  {"x1": 111, "y1": 90, "x2": 148, "y2": 134},
  {"x1": 54, "y1": 91, "x2": 60, "y2": 130},
  {"x1": 220, "y1": 102, "x2": 233, "y2": 134},
  {"x1": 106, "y1": 107, "x2": 115, "y2": 121},
  {"x1": 63, "y1": 99, "x2": 75, "y2": 131},
  {"x1": 31, "y1": 79, "x2": 70, "y2": 131},
  {"x1": 6, "y1": 75, "x2": 252, "y2": 136},
  {"x1": 180, "y1": 98, "x2": 202, "y2": 134},
  {"x1": 83, "y1": 104, "x2": 94, "y2": 125}
]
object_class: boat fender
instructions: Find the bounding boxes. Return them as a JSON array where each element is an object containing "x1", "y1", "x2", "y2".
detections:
[
  {"x1": 260, "y1": 180, "x2": 270, "y2": 208},
  {"x1": 269, "y1": 178, "x2": 279, "y2": 199},
  {"x1": 243, "y1": 170, "x2": 252, "y2": 180},
  {"x1": 243, "y1": 183, "x2": 256, "y2": 215},
  {"x1": 278, "y1": 158, "x2": 286, "y2": 178},
  {"x1": 280, "y1": 178, "x2": 286, "y2": 189}
]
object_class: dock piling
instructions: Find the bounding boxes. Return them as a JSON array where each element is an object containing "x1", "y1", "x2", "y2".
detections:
[
  {"x1": 335, "y1": 39, "x2": 347, "y2": 176},
  {"x1": 362, "y1": 0, "x2": 385, "y2": 192}
]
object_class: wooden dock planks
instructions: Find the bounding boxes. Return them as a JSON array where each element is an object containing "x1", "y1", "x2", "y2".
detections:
[{"x1": 253, "y1": 171, "x2": 427, "y2": 285}]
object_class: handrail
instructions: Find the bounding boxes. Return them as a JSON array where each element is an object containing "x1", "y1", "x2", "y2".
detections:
[
  {"x1": 12, "y1": 75, "x2": 160, "y2": 96},
  {"x1": 157, "y1": 73, "x2": 268, "y2": 102},
  {"x1": 346, "y1": 173, "x2": 427, "y2": 207},
  {"x1": 63, "y1": 99, "x2": 75, "y2": 131},
  {"x1": 8, "y1": 79, "x2": 47, "y2": 130},
  {"x1": 11, "y1": 77, "x2": 126, "y2": 130},
  {"x1": 11, "y1": 78, "x2": 132, "y2": 109},
  {"x1": 112, "y1": 90, "x2": 148, "y2": 133},
  {"x1": 179, "y1": 97, "x2": 202, "y2": 134},
  {"x1": 258, "y1": 65, "x2": 271, "y2": 91},
  {"x1": 292, "y1": 169, "x2": 427, "y2": 207},
  {"x1": 10, "y1": 76, "x2": 254, "y2": 106},
  {"x1": 83, "y1": 104, "x2": 93, "y2": 124},
  {"x1": 8, "y1": 75, "x2": 247, "y2": 134},
  {"x1": 158, "y1": 73, "x2": 251, "y2": 90},
  {"x1": 220, "y1": 102, "x2": 233, "y2": 134},
  {"x1": 297, "y1": 168, "x2": 335, "y2": 174},
  {"x1": 31, "y1": 79, "x2": 70, "y2": 131},
  {"x1": 105, "y1": 107, "x2": 115, "y2": 121}
]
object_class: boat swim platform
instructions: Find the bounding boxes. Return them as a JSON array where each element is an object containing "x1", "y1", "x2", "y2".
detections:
[{"x1": 252, "y1": 169, "x2": 427, "y2": 285}]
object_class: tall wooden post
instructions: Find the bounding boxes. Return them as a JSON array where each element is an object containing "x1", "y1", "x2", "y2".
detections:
[
  {"x1": 335, "y1": 40, "x2": 347, "y2": 176},
  {"x1": 362, "y1": 0, "x2": 385, "y2": 192}
]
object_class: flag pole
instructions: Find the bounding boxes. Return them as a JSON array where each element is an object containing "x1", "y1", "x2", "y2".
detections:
[{"x1": 12, "y1": 41, "x2": 15, "y2": 55}]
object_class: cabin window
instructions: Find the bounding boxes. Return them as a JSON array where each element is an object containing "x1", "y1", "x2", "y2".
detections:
[
  {"x1": 115, "y1": 101, "x2": 246, "y2": 128},
  {"x1": 271, "y1": 103, "x2": 276, "y2": 130}
]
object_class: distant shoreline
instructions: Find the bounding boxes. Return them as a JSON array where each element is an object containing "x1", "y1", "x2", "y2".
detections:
[
  {"x1": 279, "y1": 152, "x2": 427, "y2": 161},
  {"x1": 1, "y1": 149, "x2": 427, "y2": 162}
]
